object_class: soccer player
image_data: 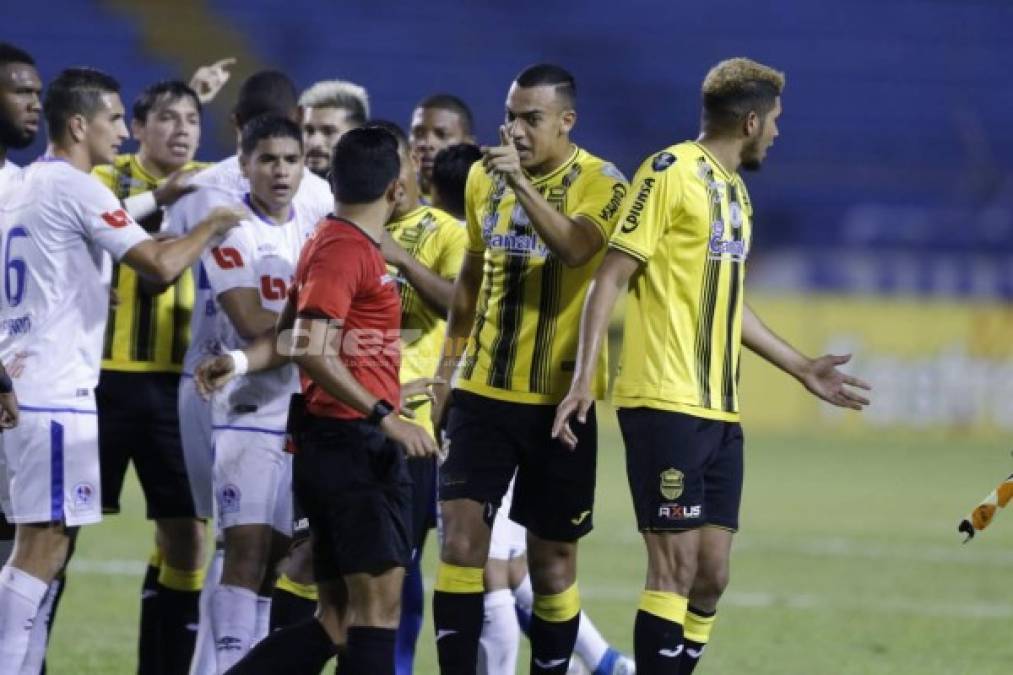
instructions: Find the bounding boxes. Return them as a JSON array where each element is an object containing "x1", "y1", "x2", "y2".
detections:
[
  {"x1": 162, "y1": 69, "x2": 334, "y2": 675},
  {"x1": 409, "y1": 94, "x2": 474, "y2": 199},
  {"x1": 0, "y1": 42, "x2": 41, "y2": 568},
  {"x1": 367, "y1": 121, "x2": 468, "y2": 675},
  {"x1": 90, "y1": 79, "x2": 208, "y2": 675},
  {"x1": 428, "y1": 143, "x2": 482, "y2": 221},
  {"x1": 299, "y1": 79, "x2": 369, "y2": 177},
  {"x1": 552, "y1": 58, "x2": 871, "y2": 674},
  {"x1": 0, "y1": 67, "x2": 244, "y2": 673},
  {"x1": 429, "y1": 64, "x2": 629, "y2": 674},
  {"x1": 200, "y1": 115, "x2": 316, "y2": 674},
  {"x1": 195, "y1": 126, "x2": 438, "y2": 675}
]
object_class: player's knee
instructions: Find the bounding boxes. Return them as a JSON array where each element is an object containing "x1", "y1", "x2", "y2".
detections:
[
  {"x1": 12, "y1": 526, "x2": 71, "y2": 582},
  {"x1": 440, "y1": 524, "x2": 489, "y2": 568},
  {"x1": 222, "y1": 536, "x2": 271, "y2": 589},
  {"x1": 693, "y1": 562, "x2": 730, "y2": 605},
  {"x1": 157, "y1": 518, "x2": 205, "y2": 568},
  {"x1": 527, "y1": 540, "x2": 576, "y2": 595}
]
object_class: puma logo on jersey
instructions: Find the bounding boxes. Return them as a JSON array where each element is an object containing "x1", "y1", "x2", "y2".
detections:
[
  {"x1": 570, "y1": 510, "x2": 591, "y2": 526},
  {"x1": 659, "y1": 645, "x2": 684, "y2": 658},
  {"x1": 100, "y1": 208, "x2": 130, "y2": 228}
]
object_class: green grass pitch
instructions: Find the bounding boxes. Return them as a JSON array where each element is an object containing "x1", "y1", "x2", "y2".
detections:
[{"x1": 48, "y1": 408, "x2": 1013, "y2": 674}]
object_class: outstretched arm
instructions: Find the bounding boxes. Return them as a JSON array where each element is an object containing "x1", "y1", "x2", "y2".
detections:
[{"x1": 742, "y1": 303, "x2": 871, "y2": 410}]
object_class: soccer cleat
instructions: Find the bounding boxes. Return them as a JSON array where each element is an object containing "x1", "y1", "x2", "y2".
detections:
[{"x1": 592, "y1": 647, "x2": 636, "y2": 675}]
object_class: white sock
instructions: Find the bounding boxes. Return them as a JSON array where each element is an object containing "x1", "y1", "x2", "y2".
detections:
[
  {"x1": 210, "y1": 584, "x2": 258, "y2": 674},
  {"x1": 574, "y1": 610, "x2": 609, "y2": 670},
  {"x1": 514, "y1": 573, "x2": 533, "y2": 617},
  {"x1": 0, "y1": 566, "x2": 48, "y2": 673},
  {"x1": 18, "y1": 578, "x2": 61, "y2": 675},
  {"x1": 478, "y1": 588, "x2": 520, "y2": 675},
  {"x1": 254, "y1": 595, "x2": 271, "y2": 643},
  {"x1": 0, "y1": 539, "x2": 12, "y2": 566},
  {"x1": 190, "y1": 548, "x2": 223, "y2": 675}
]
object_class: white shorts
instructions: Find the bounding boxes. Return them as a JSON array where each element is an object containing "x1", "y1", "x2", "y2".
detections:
[
  {"x1": 488, "y1": 477, "x2": 526, "y2": 561},
  {"x1": 0, "y1": 396, "x2": 102, "y2": 526},
  {"x1": 212, "y1": 426, "x2": 292, "y2": 535},
  {"x1": 179, "y1": 375, "x2": 214, "y2": 518}
]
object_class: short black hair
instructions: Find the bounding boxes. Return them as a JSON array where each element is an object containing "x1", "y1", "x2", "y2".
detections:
[
  {"x1": 432, "y1": 143, "x2": 481, "y2": 217},
  {"x1": 0, "y1": 43, "x2": 35, "y2": 68},
  {"x1": 330, "y1": 127, "x2": 400, "y2": 204},
  {"x1": 240, "y1": 114, "x2": 303, "y2": 156},
  {"x1": 44, "y1": 67, "x2": 120, "y2": 141},
  {"x1": 233, "y1": 70, "x2": 298, "y2": 129},
  {"x1": 514, "y1": 63, "x2": 576, "y2": 109},
  {"x1": 365, "y1": 119, "x2": 408, "y2": 153},
  {"x1": 132, "y1": 80, "x2": 201, "y2": 123},
  {"x1": 414, "y1": 93, "x2": 474, "y2": 136}
]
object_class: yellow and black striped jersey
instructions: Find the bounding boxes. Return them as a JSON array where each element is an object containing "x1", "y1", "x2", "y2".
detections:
[
  {"x1": 386, "y1": 205, "x2": 467, "y2": 434},
  {"x1": 457, "y1": 145, "x2": 628, "y2": 405},
  {"x1": 92, "y1": 154, "x2": 206, "y2": 373},
  {"x1": 609, "y1": 141, "x2": 753, "y2": 421}
]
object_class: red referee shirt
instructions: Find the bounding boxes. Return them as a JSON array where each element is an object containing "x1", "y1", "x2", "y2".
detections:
[{"x1": 290, "y1": 216, "x2": 401, "y2": 419}]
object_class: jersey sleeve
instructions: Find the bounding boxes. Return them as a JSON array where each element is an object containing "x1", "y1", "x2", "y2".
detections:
[
  {"x1": 72, "y1": 174, "x2": 151, "y2": 260},
  {"x1": 464, "y1": 163, "x2": 487, "y2": 255},
  {"x1": 201, "y1": 224, "x2": 257, "y2": 295},
  {"x1": 164, "y1": 185, "x2": 232, "y2": 237},
  {"x1": 297, "y1": 239, "x2": 362, "y2": 321},
  {"x1": 608, "y1": 152, "x2": 681, "y2": 263},
  {"x1": 421, "y1": 213, "x2": 468, "y2": 280},
  {"x1": 569, "y1": 161, "x2": 630, "y2": 241}
]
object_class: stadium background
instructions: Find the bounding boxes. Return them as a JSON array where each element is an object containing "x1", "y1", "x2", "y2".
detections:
[{"x1": 7, "y1": 1, "x2": 1013, "y2": 672}]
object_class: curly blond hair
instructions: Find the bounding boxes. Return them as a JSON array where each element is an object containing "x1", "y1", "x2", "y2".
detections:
[{"x1": 701, "y1": 58, "x2": 784, "y2": 131}]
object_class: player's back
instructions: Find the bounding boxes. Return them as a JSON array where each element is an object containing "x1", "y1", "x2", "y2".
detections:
[{"x1": 0, "y1": 160, "x2": 148, "y2": 404}]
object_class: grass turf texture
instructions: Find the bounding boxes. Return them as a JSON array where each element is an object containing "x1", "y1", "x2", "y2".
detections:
[{"x1": 50, "y1": 408, "x2": 1013, "y2": 674}]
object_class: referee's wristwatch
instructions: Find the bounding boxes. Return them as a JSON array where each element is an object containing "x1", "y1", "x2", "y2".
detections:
[{"x1": 367, "y1": 399, "x2": 396, "y2": 425}]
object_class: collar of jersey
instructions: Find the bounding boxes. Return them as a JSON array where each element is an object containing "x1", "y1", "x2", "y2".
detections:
[
  {"x1": 524, "y1": 144, "x2": 580, "y2": 185},
  {"x1": 327, "y1": 215, "x2": 381, "y2": 248},
  {"x1": 690, "y1": 142, "x2": 735, "y2": 181},
  {"x1": 244, "y1": 193, "x2": 295, "y2": 226}
]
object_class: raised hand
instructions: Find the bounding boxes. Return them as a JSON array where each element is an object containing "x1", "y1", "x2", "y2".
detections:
[
  {"x1": 800, "y1": 353, "x2": 871, "y2": 411},
  {"x1": 189, "y1": 57, "x2": 236, "y2": 104},
  {"x1": 481, "y1": 125, "x2": 523, "y2": 185},
  {"x1": 153, "y1": 167, "x2": 201, "y2": 207}
]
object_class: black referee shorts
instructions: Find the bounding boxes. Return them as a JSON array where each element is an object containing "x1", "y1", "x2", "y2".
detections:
[
  {"x1": 439, "y1": 389, "x2": 598, "y2": 542},
  {"x1": 293, "y1": 415, "x2": 413, "y2": 580},
  {"x1": 618, "y1": 407, "x2": 744, "y2": 532},
  {"x1": 96, "y1": 370, "x2": 197, "y2": 519}
]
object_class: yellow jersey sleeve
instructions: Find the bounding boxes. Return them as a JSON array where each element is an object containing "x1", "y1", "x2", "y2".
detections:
[
  {"x1": 570, "y1": 161, "x2": 629, "y2": 241},
  {"x1": 91, "y1": 164, "x2": 117, "y2": 191},
  {"x1": 464, "y1": 162, "x2": 488, "y2": 254},
  {"x1": 430, "y1": 218, "x2": 468, "y2": 280},
  {"x1": 608, "y1": 150, "x2": 681, "y2": 263}
]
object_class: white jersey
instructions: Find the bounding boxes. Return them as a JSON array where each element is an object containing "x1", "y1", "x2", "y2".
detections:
[
  {"x1": 202, "y1": 199, "x2": 318, "y2": 430},
  {"x1": 0, "y1": 159, "x2": 149, "y2": 404},
  {"x1": 0, "y1": 160, "x2": 21, "y2": 193},
  {"x1": 165, "y1": 155, "x2": 332, "y2": 376}
]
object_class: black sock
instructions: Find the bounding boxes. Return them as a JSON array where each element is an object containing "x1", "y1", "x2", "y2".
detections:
[
  {"x1": 529, "y1": 613, "x2": 579, "y2": 674},
  {"x1": 270, "y1": 586, "x2": 317, "y2": 632},
  {"x1": 432, "y1": 589, "x2": 484, "y2": 674},
  {"x1": 339, "y1": 626, "x2": 395, "y2": 675},
  {"x1": 156, "y1": 585, "x2": 200, "y2": 675},
  {"x1": 137, "y1": 562, "x2": 163, "y2": 675},
  {"x1": 678, "y1": 606, "x2": 716, "y2": 675},
  {"x1": 225, "y1": 618, "x2": 336, "y2": 675},
  {"x1": 634, "y1": 610, "x2": 685, "y2": 675}
]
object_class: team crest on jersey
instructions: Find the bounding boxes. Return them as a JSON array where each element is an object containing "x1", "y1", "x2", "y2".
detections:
[
  {"x1": 659, "y1": 468, "x2": 684, "y2": 500},
  {"x1": 218, "y1": 484, "x2": 242, "y2": 514},
  {"x1": 652, "y1": 152, "x2": 676, "y2": 172},
  {"x1": 100, "y1": 208, "x2": 130, "y2": 228},
  {"x1": 73, "y1": 482, "x2": 95, "y2": 507}
]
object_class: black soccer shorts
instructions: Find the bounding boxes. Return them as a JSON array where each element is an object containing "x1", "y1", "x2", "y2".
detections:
[
  {"x1": 618, "y1": 407, "x2": 744, "y2": 532},
  {"x1": 96, "y1": 370, "x2": 198, "y2": 519},
  {"x1": 438, "y1": 389, "x2": 598, "y2": 542},
  {"x1": 293, "y1": 415, "x2": 413, "y2": 580}
]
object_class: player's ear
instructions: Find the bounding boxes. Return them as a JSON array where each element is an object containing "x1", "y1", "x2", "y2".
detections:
[
  {"x1": 67, "y1": 114, "x2": 87, "y2": 144},
  {"x1": 743, "y1": 110, "x2": 760, "y2": 138},
  {"x1": 385, "y1": 177, "x2": 400, "y2": 205},
  {"x1": 559, "y1": 109, "x2": 576, "y2": 136}
]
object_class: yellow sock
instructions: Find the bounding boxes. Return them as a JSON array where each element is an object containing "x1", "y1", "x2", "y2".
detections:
[
  {"x1": 275, "y1": 573, "x2": 318, "y2": 601},
  {"x1": 638, "y1": 589, "x2": 688, "y2": 625},
  {"x1": 684, "y1": 607, "x2": 717, "y2": 644},
  {"x1": 533, "y1": 583, "x2": 581, "y2": 623},
  {"x1": 434, "y1": 562, "x2": 484, "y2": 594},
  {"x1": 157, "y1": 563, "x2": 205, "y2": 592}
]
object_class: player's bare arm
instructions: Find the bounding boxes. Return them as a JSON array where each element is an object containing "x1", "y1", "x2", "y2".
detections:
[
  {"x1": 553, "y1": 249, "x2": 640, "y2": 448},
  {"x1": 741, "y1": 302, "x2": 872, "y2": 410},
  {"x1": 290, "y1": 316, "x2": 437, "y2": 458},
  {"x1": 121, "y1": 205, "x2": 246, "y2": 284},
  {"x1": 430, "y1": 250, "x2": 483, "y2": 430},
  {"x1": 217, "y1": 287, "x2": 279, "y2": 340},
  {"x1": 0, "y1": 362, "x2": 18, "y2": 429},
  {"x1": 483, "y1": 125, "x2": 602, "y2": 267},
  {"x1": 381, "y1": 230, "x2": 455, "y2": 317}
]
